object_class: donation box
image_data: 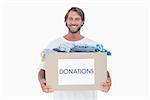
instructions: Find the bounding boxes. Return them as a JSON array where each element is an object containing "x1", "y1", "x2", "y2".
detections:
[{"x1": 45, "y1": 52, "x2": 107, "y2": 90}]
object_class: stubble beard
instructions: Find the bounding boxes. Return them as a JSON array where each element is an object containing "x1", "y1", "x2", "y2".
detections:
[
  {"x1": 66, "y1": 23, "x2": 82, "y2": 34},
  {"x1": 68, "y1": 27, "x2": 81, "y2": 34}
]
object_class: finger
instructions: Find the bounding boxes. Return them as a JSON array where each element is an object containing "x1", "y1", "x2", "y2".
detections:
[
  {"x1": 106, "y1": 79, "x2": 110, "y2": 83},
  {"x1": 48, "y1": 88, "x2": 54, "y2": 92},
  {"x1": 43, "y1": 88, "x2": 54, "y2": 93},
  {"x1": 40, "y1": 79, "x2": 46, "y2": 85},
  {"x1": 40, "y1": 79, "x2": 47, "y2": 87},
  {"x1": 101, "y1": 87, "x2": 109, "y2": 93},
  {"x1": 101, "y1": 88, "x2": 107, "y2": 92},
  {"x1": 42, "y1": 88, "x2": 49, "y2": 92},
  {"x1": 42, "y1": 85, "x2": 54, "y2": 91},
  {"x1": 106, "y1": 78, "x2": 111, "y2": 83},
  {"x1": 42, "y1": 86, "x2": 48, "y2": 89},
  {"x1": 105, "y1": 79, "x2": 112, "y2": 86},
  {"x1": 102, "y1": 84, "x2": 106, "y2": 87},
  {"x1": 101, "y1": 82, "x2": 107, "y2": 87},
  {"x1": 102, "y1": 89, "x2": 109, "y2": 93},
  {"x1": 41, "y1": 83, "x2": 47, "y2": 87},
  {"x1": 42, "y1": 85, "x2": 51, "y2": 91},
  {"x1": 101, "y1": 84, "x2": 111, "y2": 91},
  {"x1": 43, "y1": 88, "x2": 49, "y2": 93},
  {"x1": 103, "y1": 83, "x2": 111, "y2": 87}
]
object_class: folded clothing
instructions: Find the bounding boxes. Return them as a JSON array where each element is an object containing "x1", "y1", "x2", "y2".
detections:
[{"x1": 51, "y1": 43, "x2": 111, "y2": 56}]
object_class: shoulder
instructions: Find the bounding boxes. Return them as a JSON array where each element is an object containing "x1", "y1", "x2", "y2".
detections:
[
  {"x1": 83, "y1": 37, "x2": 97, "y2": 45},
  {"x1": 46, "y1": 37, "x2": 64, "y2": 49},
  {"x1": 49, "y1": 37, "x2": 63, "y2": 43}
]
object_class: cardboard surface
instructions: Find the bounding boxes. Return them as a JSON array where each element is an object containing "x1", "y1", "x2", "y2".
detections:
[{"x1": 45, "y1": 52, "x2": 107, "y2": 90}]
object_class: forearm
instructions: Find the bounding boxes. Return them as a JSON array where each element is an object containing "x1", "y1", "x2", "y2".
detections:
[{"x1": 38, "y1": 69, "x2": 45, "y2": 81}]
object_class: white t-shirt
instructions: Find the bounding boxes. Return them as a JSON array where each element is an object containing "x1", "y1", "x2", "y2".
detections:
[{"x1": 39, "y1": 37, "x2": 98, "y2": 100}]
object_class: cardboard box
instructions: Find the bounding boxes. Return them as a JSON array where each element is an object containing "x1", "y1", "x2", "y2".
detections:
[{"x1": 45, "y1": 52, "x2": 107, "y2": 90}]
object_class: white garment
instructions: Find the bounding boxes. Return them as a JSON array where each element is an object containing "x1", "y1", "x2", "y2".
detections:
[
  {"x1": 54, "y1": 91, "x2": 97, "y2": 100},
  {"x1": 39, "y1": 37, "x2": 98, "y2": 100}
]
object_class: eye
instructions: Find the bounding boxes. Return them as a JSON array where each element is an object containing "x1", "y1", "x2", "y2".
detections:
[
  {"x1": 68, "y1": 17, "x2": 73, "y2": 21},
  {"x1": 75, "y1": 18, "x2": 80, "y2": 21}
]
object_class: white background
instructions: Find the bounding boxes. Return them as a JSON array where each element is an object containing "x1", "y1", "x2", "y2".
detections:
[{"x1": 0, "y1": 0, "x2": 150, "y2": 100}]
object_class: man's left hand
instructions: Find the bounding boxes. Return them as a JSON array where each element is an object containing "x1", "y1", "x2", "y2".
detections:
[{"x1": 100, "y1": 77, "x2": 112, "y2": 93}]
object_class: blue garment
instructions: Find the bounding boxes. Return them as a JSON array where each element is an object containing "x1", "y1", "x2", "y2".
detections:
[
  {"x1": 70, "y1": 45, "x2": 95, "y2": 52},
  {"x1": 58, "y1": 43, "x2": 75, "y2": 52},
  {"x1": 94, "y1": 44, "x2": 111, "y2": 56},
  {"x1": 52, "y1": 43, "x2": 111, "y2": 56}
]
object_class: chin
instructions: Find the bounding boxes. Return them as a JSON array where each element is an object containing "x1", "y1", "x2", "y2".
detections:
[
  {"x1": 69, "y1": 29, "x2": 79, "y2": 34},
  {"x1": 70, "y1": 32, "x2": 78, "y2": 34}
]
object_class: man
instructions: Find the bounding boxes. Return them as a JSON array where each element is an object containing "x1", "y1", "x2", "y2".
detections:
[{"x1": 38, "y1": 7, "x2": 112, "y2": 100}]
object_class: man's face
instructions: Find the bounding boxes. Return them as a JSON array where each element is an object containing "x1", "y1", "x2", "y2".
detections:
[{"x1": 66, "y1": 11, "x2": 84, "y2": 34}]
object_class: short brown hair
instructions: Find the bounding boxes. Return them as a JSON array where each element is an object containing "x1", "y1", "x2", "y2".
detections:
[{"x1": 64, "y1": 7, "x2": 85, "y2": 22}]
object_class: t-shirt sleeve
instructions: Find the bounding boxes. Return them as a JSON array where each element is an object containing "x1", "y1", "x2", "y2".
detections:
[
  {"x1": 38, "y1": 38, "x2": 61, "y2": 70},
  {"x1": 38, "y1": 51, "x2": 46, "y2": 70},
  {"x1": 84, "y1": 38, "x2": 97, "y2": 46}
]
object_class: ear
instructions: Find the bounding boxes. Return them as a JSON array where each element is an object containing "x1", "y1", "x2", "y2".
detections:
[
  {"x1": 65, "y1": 23, "x2": 67, "y2": 26},
  {"x1": 81, "y1": 22, "x2": 84, "y2": 26}
]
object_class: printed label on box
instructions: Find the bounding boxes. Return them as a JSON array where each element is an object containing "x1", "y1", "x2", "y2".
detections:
[{"x1": 58, "y1": 59, "x2": 95, "y2": 85}]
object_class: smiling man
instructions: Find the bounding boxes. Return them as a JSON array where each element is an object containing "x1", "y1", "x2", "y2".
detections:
[
  {"x1": 65, "y1": 10, "x2": 84, "y2": 34},
  {"x1": 38, "y1": 7, "x2": 112, "y2": 100}
]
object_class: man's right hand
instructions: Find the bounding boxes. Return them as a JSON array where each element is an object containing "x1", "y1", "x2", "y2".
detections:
[{"x1": 39, "y1": 78, "x2": 54, "y2": 93}]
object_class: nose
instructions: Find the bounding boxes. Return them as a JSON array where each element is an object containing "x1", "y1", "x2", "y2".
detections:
[{"x1": 70, "y1": 19, "x2": 76, "y2": 25}]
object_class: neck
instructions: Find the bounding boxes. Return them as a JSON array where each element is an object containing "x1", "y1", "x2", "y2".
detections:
[{"x1": 64, "y1": 32, "x2": 84, "y2": 41}]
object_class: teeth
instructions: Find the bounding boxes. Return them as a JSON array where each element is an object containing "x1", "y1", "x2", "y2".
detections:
[{"x1": 71, "y1": 26, "x2": 77, "y2": 28}]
